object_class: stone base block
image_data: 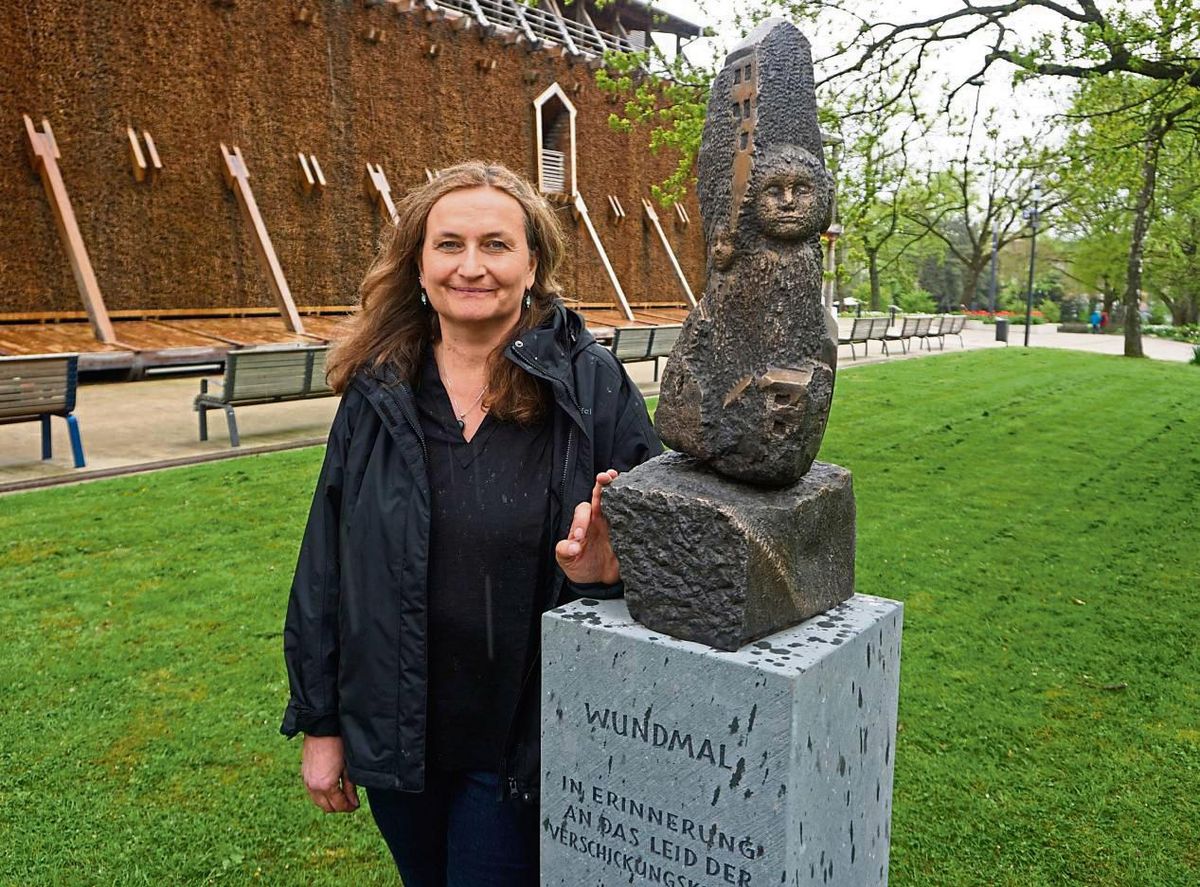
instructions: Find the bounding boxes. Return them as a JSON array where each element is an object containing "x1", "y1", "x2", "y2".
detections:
[
  {"x1": 541, "y1": 594, "x2": 903, "y2": 887},
  {"x1": 606, "y1": 452, "x2": 855, "y2": 651}
]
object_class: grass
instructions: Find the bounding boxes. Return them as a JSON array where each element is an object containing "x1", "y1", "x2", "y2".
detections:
[{"x1": 1, "y1": 348, "x2": 1198, "y2": 885}]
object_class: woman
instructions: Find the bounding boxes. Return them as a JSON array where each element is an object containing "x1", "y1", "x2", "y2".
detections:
[{"x1": 281, "y1": 161, "x2": 660, "y2": 886}]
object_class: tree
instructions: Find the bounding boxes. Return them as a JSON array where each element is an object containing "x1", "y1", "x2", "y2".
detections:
[
  {"x1": 1056, "y1": 71, "x2": 1200, "y2": 350},
  {"x1": 786, "y1": 1, "x2": 1200, "y2": 96},
  {"x1": 780, "y1": 0, "x2": 1200, "y2": 355},
  {"x1": 824, "y1": 71, "x2": 933, "y2": 310}
]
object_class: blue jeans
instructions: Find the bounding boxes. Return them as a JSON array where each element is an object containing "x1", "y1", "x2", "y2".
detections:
[{"x1": 366, "y1": 771, "x2": 538, "y2": 887}]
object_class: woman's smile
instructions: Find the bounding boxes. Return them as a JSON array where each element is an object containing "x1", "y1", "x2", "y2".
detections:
[{"x1": 419, "y1": 186, "x2": 538, "y2": 336}]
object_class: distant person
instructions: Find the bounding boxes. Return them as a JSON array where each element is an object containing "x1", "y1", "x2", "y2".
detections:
[
  {"x1": 1101, "y1": 310, "x2": 1109, "y2": 330},
  {"x1": 1089, "y1": 307, "x2": 1101, "y2": 333},
  {"x1": 281, "y1": 162, "x2": 661, "y2": 886}
]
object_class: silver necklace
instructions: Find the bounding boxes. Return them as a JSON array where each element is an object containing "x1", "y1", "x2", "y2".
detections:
[{"x1": 442, "y1": 372, "x2": 487, "y2": 430}]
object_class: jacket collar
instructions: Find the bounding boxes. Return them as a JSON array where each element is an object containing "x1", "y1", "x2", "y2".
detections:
[{"x1": 356, "y1": 300, "x2": 593, "y2": 433}]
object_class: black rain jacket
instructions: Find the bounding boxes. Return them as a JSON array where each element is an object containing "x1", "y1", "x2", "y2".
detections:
[{"x1": 281, "y1": 303, "x2": 661, "y2": 801}]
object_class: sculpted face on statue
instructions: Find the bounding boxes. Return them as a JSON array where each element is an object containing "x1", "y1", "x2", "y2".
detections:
[{"x1": 747, "y1": 145, "x2": 831, "y2": 242}]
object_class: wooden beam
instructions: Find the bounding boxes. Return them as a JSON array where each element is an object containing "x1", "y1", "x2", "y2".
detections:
[
  {"x1": 219, "y1": 143, "x2": 305, "y2": 334},
  {"x1": 574, "y1": 192, "x2": 633, "y2": 321},
  {"x1": 23, "y1": 115, "x2": 116, "y2": 344},
  {"x1": 642, "y1": 198, "x2": 697, "y2": 308},
  {"x1": 364, "y1": 162, "x2": 398, "y2": 223}
]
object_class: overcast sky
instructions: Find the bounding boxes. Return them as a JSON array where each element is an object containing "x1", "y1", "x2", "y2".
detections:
[{"x1": 650, "y1": 0, "x2": 1076, "y2": 156}]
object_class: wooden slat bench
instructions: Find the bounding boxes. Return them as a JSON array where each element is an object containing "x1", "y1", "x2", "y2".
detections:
[
  {"x1": 838, "y1": 316, "x2": 891, "y2": 359},
  {"x1": 884, "y1": 314, "x2": 938, "y2": 354},
  {"x1": 611, "y1": 324, "x2": 683, "y2": 380},
  {"x1": 0, "y1": 354, "x2": 86, "y2": 467},
  {"x1": 934, "y1": 314, "x2": 967, "y2": 349},
  {"x1": 194, "y1": 345, "x2": 333, "y2": 447}
]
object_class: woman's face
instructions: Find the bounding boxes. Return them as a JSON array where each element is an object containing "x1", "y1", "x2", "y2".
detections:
[{"x1": 419, "y1": 186, "x2": 538, "y2": 337}]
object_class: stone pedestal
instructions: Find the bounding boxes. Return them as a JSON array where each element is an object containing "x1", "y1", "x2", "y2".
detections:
[
  {"x1": 606, "y1": 452, "x2": 856, "y2": 651},
  {"x1": 541, "y1": 594, "x2": 903, "y2": 887}
]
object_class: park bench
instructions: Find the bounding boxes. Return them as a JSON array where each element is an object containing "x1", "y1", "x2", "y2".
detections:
[
  {"x1": 838, "y1": 316, "x2": 890, "y2": 359},
  {"x1": 934, "y1": 314, "x2": 967, "y2": 349},
  {"x1": 884, "y1": 314, "x2": 937, "y2": 353},
  {"x1": 0, "y1": 354, "x2": 86, "y2": 468},
  {"x1": 611, "y1": 324, "x2": 683, "y2": 380},
  {"x1": 194, "y1": 345, "x2": 333, "y2": 447}
]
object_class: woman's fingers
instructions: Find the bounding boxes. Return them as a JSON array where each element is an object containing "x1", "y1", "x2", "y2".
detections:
[
  {"x1": 342, "y1": 772, "x2": 360, "y2": 809},
  {"x1": 591, "y1": 469, "x2": 619, "y2": 513},
  {"x1": 560, "y1": 501, "x2": 592, "y2": 558},
  {"x1": 301, "y1": 734, "x2": 358, "y2": 814}
]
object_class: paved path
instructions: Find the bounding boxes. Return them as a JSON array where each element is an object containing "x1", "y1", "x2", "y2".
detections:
[{"x1": 2, "y1": 326, "x2": 1193, "y2": 492}]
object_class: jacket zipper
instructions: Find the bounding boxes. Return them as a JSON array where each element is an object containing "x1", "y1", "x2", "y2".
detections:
[{"x1": 393, "y1": 383, "x2": 428, "y2": 464}]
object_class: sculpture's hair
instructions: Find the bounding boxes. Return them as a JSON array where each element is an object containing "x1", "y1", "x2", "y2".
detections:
[{"x1": 326, "y1": 161, "x2": 567, "y2": 424}]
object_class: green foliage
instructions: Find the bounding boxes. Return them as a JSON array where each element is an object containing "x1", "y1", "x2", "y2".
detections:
[
  {"x1": 894, "y1": 288, "x2": 937, "y2": 314},
  {"x1": 594, "y1": 49, "x2": 708, "y2": 206},
  {"x1": 1038, "y1": 299, "x2": 1061, "y2": 324},
  {"x1": 6, "y1": 352, "x2": 1199, "y2": 885},
  {"x1": 1192, "y1": 345, "x2": 1200, "y2": 364},
  {"x1": 1145, "y1": 323, "x2": 1200, "y2": 343}
]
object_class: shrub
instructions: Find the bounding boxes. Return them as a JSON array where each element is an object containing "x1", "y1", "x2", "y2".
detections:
[
  {"x1": 1145, "y1": 324, "x2": 1200, "y2": 344},
  {"x1": 1192, "y1": 345, "x2": 1200, "y2": 366},
  {"x1": 896, "y1": 289, "x2": 937, "y2": 314},
  {"x1": 1039, "y1": 299, "x2": 1061, "y2": 323}
]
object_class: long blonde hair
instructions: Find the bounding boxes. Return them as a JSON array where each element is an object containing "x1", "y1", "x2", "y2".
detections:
[{"x1": 327, "y1": 162, "x2": 568, "y2": 423}]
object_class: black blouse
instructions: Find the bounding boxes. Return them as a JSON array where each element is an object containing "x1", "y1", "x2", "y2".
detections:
[{"x1": 416, "y1": 349, "x2": 554, "y2": 772}]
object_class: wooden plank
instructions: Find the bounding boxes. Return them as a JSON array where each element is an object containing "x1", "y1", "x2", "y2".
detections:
[
  {"x1": 0, "y1": 324, "x2": 126, "y2": 356},
  {"x1": 220, "y1": 143, "x2": 305, "y2": 334},
  {"x1": 106, "y1": 321, "x2": 230, "y2": 350},
  {"x1": 23, "y1": 115, "x2": 116, "y2": 343},
  {"x1": 641, "y1": 198, "x2": 697, "y2": 308},
  {"x1": 0, "y1": 306, "x2": 354, "y2": 323},
  {"x1": 157, "y1": 317, "x2": 314, "y2": 347},
  {"x1": 298, "y1": 315, "x2": 350, "y2": 341},
  {"x1": 573, "y1": 193, "x2": 634, "y2": 322}
]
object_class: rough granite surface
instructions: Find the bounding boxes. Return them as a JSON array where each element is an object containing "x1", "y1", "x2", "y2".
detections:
[
  {"x1": 541, "y1": 595, "x2": 903, "y2": 887},
  {"x1": 607, "y1": 451, "x2": 856, "y2": 652}
]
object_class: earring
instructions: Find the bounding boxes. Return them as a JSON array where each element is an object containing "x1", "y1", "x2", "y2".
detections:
[
  {"x1": 523, "y1": 291, "x2": 532, "y2": 310},
  {"x1": 420, "y1": 289, "x2": 428, "y2": 307}
]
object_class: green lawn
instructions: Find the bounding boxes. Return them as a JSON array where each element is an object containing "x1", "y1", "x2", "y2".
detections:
[{"x1": 1, "y1": 348, "x2": 1197, "y2": 885}]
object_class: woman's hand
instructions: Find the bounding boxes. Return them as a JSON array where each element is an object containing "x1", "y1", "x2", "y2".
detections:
[
  {"x1": 302, "y1": 735, "x2": 360, "y2": 813},
  {"x1": 556, "y1": 470, "x2": 621, "y2": 585}
]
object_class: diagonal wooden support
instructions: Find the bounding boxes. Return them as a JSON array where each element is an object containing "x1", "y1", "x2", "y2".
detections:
[
  {"x1": 642, "y1": 198, "x2": 697, "y2": 308},
  {"x1": 364, "y1": 163, "x2": 398, "y2": 223},
  {"x1": 574, "y1": 192, "x2": 633, "y2": 321},
  {"x1": 23, "y1": 115, "x2": 116, "y2": 343},
  {"x1": 220, "y1": 143, "x2": 304, "y2": 334}
]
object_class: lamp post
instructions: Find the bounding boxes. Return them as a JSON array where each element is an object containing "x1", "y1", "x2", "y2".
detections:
[
  {"x1": 1022, "y1": 183, "x2": 1041, "y2": 347},
  {"x1": 988, "y1": 227, "x2": 999, "y2": 316},
  {"x1": 820, "y1": 131, "x2": 845, "y2": 314}
]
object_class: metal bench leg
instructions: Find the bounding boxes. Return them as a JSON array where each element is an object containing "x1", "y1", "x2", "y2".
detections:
[
  {"x1": 40, "y1": 415, "x2": 52, "y2": 460},
  {"x1": 65, "y1": 414, "x2": 85, "y2": 468},
  {"x1": 849, "y1": 342, "x2": 857, "y2": 360},
  {"x1": 880, "y1": 340, "x2": 889, "y2": 356},
  {"x1": 223, "y1": 405, "x2": 240, "y2": 447},
  {"x1": 198, "y1": 406, "x2": 209, "y2": 441},
  {"x1": 653, "y1": 357, "x2": 661, "y2": 382}
]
